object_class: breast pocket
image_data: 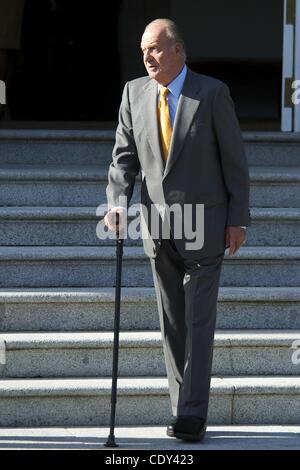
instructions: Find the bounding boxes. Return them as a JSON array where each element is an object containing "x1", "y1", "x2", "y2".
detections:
[{"x1": 189, "y1": 119, "x2": 205, "y2": 136}]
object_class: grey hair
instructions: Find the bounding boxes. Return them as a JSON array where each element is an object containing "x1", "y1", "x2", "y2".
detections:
[{"x1": 144, "y1": 18, "x2": 186, "y2": 59}]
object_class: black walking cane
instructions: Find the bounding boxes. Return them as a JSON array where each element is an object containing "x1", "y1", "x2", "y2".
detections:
[{"x1": 105, "y1": 212, "x2": 123, "y2": 448}]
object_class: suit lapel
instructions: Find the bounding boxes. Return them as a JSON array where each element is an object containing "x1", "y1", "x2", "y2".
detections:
[
  {"x1": 139, "y1": 79, "x2": 165, "y2": 174},
  {"x1": 163, "y1": 68, "x2": 202, "y2": 179}
]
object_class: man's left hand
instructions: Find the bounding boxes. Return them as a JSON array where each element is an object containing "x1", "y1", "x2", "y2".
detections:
[{"x1": 225, "y1": 226, "x2": 246, "y2": 256}]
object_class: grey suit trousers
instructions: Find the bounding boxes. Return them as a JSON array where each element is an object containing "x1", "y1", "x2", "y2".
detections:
[{"x1": 150, "y1": 234, "x2": 225, "y2": 419}]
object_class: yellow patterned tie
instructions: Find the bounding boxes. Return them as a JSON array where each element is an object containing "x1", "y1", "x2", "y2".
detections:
[{"x1": 157, "y1": 86, "x2": 172, "y2": 162}]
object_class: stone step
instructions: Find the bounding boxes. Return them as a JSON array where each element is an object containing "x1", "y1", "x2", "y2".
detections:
[
  {"x1": 0, "y1": 246, "x2": 298, "y2": 288},
  {"x1": 244, "y1": 132, "x2": 300, "y2": 166},
  {"x1": 250, "y1": 166, "x2": 300, "y2": 207},
  {"x1": 0, "y1": 165, "x2": 299, "y2": 207},
  {"x1": 0, "y1": 330, "x2": 299, "y2": 378},
  {"x1": 0, "y1": 207, "x2": 299, "y2": 246},
  {"x1": 1, "y1": 425, "x2": 300, "y2": 450},
  {"x1": 0, "y1": 130, "x2": 115, "y2": 165},
  {"x1": 246, "y1": 208, "x2": 300, "y2": 245},
  {"x1": 0, "y1": 164, "x2": 116, "y2": 207},
  {"x1": 0, "y1": 287, "x2": 299, "y2": 331},
  {"x1": 0, "y1": 376, "x2": 299, "y2": 426},
  {"x1": 0, "y1": 130, "x2": 299, "y2": 166}
]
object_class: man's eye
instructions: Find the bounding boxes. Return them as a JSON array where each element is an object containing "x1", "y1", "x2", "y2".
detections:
[{"x1": 141, "y1": 46, "x2": 158, "y2": 55}]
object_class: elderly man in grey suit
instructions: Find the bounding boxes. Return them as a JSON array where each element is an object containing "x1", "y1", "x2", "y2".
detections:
[{"x1": 104, "y1": 18, "x2": 250, "y2": 442}]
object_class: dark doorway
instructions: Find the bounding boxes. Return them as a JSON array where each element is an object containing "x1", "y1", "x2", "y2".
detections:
[
  {"x1": 3, "y1": 0, "x2": 284, "y2": 130},
  {"x1": 10, "y1": 0, "x2": 121, "y2": 122},
  {"x1": 188, "y1": 60, "x2": 282, "y2": 130},
  {"x1": 172, "y1": 0, "x2": 284, "y2": 131}
]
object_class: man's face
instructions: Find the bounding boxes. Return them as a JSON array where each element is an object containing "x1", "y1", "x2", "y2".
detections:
[{"x1": 141, "y1": 24, "x2": 183, "y2": 86}]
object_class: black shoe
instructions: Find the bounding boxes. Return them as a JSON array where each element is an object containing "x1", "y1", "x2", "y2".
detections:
[
  {"x1": 173, "y1": 415, "x2": 207, "y2": 442},
  {"x1": 166, "y1": 416, "x2": 178, "y2": 437}
]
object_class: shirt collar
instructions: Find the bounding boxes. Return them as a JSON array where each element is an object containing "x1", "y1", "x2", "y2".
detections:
[{"x1": 157, "y1": 64, "x2": 187, "y2": 98}]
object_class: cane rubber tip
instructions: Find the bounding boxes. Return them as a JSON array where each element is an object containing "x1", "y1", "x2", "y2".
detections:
[
  {"x1": 104, "y1": 440, "x2": 119, "y2": 448},
  {"x1": 104, "y1": 435, "x2": 119, "y2": 447}
]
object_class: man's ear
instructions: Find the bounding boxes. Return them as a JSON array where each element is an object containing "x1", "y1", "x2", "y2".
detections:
[
  {"x1": 175, "y1": 42, "x2": 182, "y2": 55},
  {"x1": 176, "y1": 43, "x2": 185, "y2": 59}
]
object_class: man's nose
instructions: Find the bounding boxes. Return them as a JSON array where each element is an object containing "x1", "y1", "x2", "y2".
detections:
[{"x1": 144, "y1": 50, "x2": 151, "y2": 62}]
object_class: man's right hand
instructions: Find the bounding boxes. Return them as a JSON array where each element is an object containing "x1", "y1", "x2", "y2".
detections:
[{"x1": 104, "y1": 207, "x2": 127, "y2": 232}]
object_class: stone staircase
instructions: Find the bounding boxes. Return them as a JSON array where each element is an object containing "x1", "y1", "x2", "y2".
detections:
[{"x1": 0, "y1": 129, "x2": 299, "y2": 427}]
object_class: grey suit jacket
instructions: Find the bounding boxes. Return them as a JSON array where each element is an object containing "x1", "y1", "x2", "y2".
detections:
[{"x1": 106, "y1": 67, "x2": 251, "y2": 259}]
